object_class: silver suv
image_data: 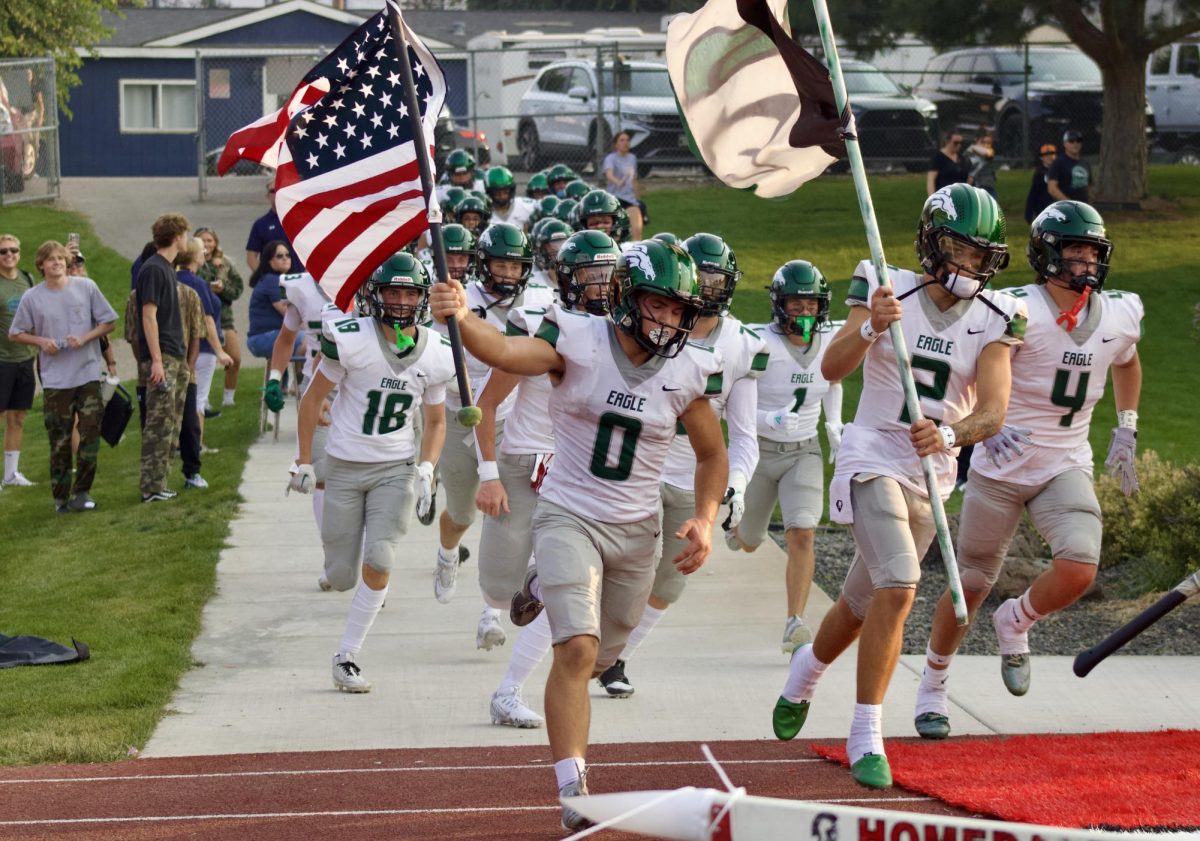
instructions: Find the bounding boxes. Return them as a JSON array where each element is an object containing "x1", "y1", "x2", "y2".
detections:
[{"x1": 515, "y1": 59, "x2": 693, "y2": 175}]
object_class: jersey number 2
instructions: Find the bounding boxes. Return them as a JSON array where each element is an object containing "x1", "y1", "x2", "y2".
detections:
[
  {"x1": 899, "y1": 354, "x2": 951, "y2": 424},
  {"x1": 590, "y1": 411, "x2": 643, "y2": 481},
  {"x1": 362, "y1": 390, "x2": 412, "y2": 435}
]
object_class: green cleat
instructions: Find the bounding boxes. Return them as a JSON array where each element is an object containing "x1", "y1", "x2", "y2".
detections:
[
  {"x1": 851, "y1": 753, "x2": 893, "y2": 789},
  {"x1": 914, "y1": 712, "x2": 951, "y2": 740},
  {"x1": 1001, "y1": 653, "x2": 1031, "y2": 696},
  {"x1": 772, "y1": 696, "x2": 810, "y2": 741}
]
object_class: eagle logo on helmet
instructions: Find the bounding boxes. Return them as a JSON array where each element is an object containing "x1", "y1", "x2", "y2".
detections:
[
  {"x1": 478, "y1": 229, "x2": 493, "y2": 249},
  {"x1": 623, "y1": 243, "x2": 657, "y2": 282},
  {"x1": 1043, "y1": 207, "x2": 1070, "y2": 223},
  {"x1": 927, "y1": 189, "x2": 959, "y2": 220}
]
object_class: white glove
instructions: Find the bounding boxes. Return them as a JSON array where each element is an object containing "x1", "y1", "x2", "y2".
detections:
[
  {"x1": 416, "y1": 460, "x2": 436, "y2": 520},
  {"x1": 287, "y1": 462, "x2": 317, "y2": 496},
  {"x1": 1105, "y1": 427, "x2": 1139, "y2": 496},
  {"x1": 980, "y1": 424, "x2": 1034, "y2": 469},
  {"x1": 763, "y1": 407, "x2": 803, "y2": 435},
  {"x1": 721, "y1": 471, "x2": 747, "y2": 531},
  {"x1": 825, "y1": 422, "x2": 844, "y2": 464}
]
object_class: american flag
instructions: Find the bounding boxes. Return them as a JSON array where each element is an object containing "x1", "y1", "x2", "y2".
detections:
[{"x1": 221, "y1": 1, "x2": 445, "y2": 312}]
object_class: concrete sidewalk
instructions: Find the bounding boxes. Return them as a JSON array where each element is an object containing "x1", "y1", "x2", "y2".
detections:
[{"x1": 144, "y1": 405, "x2": 1200, "y2": 757}]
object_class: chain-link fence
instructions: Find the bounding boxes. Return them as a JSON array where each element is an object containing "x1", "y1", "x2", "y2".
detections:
[{"x1": 0, "y1": 56, "x2": 60, "y2": 206}]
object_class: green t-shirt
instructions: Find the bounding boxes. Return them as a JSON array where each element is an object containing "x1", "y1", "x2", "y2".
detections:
[{"x1": 0, "y1": 270, "x2": 37, "y2": 363}]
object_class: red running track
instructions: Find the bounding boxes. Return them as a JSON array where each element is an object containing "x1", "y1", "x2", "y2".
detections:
[{"x1": 0, "y1": 740, "x2": 970, "y2": 841}]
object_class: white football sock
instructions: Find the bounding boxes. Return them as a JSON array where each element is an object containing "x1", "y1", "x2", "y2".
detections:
[
  {"x1": 4, "y1": 451, "x2": 18, "y2": 479},
  {"x1": 1014, "y1": 590, "x2": 1044, "y2": 631},
  {"x1": 337, "y1": 578, "x2": 389, "y2": 658},
  {"x1": 915, "y1": 644, "x2": 952, "y2": 717},
  {"x1": 223, "y1": 388, "x2": 236, "y2": 405},
  {"x1": 781, "y1": 644, "x2": 829, "y2": 703},
  {"x1": 311, "y1": 488, "x2": 324, "y2": 532},
  {"x1": 498, "y1": 610, "x2": 552, "y2": 693},
  {"x1": 554, "y1": 757, "x2": 585, "y2": 791},
  {"x1": 847, "y1": 703, "x2": 885, "y2": 766},
  {"x1": 482, "y1": 604, "x2": 501, "y2": 620},
  {"x1": 620, "y1": 605, "x2": 666, "y2": 660},
  {"x1": 438, "y1": 543, "x2": 460, "y2": 565}
]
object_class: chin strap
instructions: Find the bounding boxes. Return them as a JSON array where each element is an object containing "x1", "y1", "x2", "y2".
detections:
[{"x1": 1055, "y1": 286, "x2": 1092, "y2": 332}]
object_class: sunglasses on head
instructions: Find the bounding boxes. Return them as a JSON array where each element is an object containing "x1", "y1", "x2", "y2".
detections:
[{"x1": 0, "y1": 247, "x2": 18, "y2": 256}]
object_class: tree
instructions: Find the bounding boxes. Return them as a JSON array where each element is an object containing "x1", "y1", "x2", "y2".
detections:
[{"x1": 0, "y1": 0, "x2": 126, "y2": 116}]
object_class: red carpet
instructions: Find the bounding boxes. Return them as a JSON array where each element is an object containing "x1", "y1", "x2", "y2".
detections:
[{"x1": 813, "y1": 730, "x2": 1200, "y2": 830}]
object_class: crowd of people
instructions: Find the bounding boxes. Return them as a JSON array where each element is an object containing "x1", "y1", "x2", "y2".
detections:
[{"x1": 2, "y1": 141, "x2": 1141, "y2": 832}]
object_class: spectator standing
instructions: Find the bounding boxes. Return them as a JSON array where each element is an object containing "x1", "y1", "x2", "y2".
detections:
[
  {"x1": 8, "y1": 241, "x2": 117, "y2": 512},
  {"x1": 0, "y1": 234, "x2": 38, "y2": 488},
  {"x1": 965, "y1": 130, "x2": 998, "y2": 198},
  {"x1": 196, "y1": 227, "x2": 244, "y2": 408},
  {"x1": 176, "y1": 237, "x2": 232, "y2": 453},
  {"x1": 1025, "y1": 144, "x2": 1057, "y2": 223},
  {"x1": 246, "y1": 241, "x2": 299, "y2": 359},
  {"x1": 603, "y1": 131, "x2": 646, "y2": 241},
  {"x1": 926, "y1": 131, "x2": 971, "y2": 195},
  {"x1": 137, "y1": 214, "x2": 191, "y2": 503},
  {"x1": 1047, "y1": 129, "x2": 1091, "y2": 203},
  {"x1": 174, "y1": 261, "x2": 208, "y2": 490},
  {"x1": 245, "y1": 180, "x2": 303, "y2": 274}
]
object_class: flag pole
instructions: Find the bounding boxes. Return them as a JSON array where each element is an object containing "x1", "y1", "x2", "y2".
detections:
[
  {"x1": 387, "y1": 2, "x2": 481, "y2": 427},
  {"x1": 809, "y1": 0, "x2": 968, "y2": 626}
]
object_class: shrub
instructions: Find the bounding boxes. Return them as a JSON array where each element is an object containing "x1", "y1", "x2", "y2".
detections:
[{"x1": 1096, "y1": 449, "x2": 1200, "y2": 592}]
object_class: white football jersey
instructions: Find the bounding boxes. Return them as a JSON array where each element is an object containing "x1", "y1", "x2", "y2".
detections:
[
  {"x1": 834, "y1": 260, "x2": 1027, "y2": 508},
  {"x1": 436, "y1": 177, "x2": 484, "y2": 204},
  {"x1": 279, "y1": 272, "x2": 344, "y2": 381},
  {"x1": 537, "y1": 307, "x2": 724, "y2": 523},
  {"x1": 751, "y1": 320, "x2": 843, "y2": 442},
  {"x1": 498, "y1": 303, "x2": 558, "y2": 456},
  {"x1": 431, "y1": 279, "x2": 555, "y2": 416},
  {"x1": 972, "y1": 284, "x2": 1142, "y2": 484},
  {"x1": 491, "y1": 198, "x2": 536, "y2": 230},
  {"x1": 317, "y1": 319, "x2": 456, "y2": 463},
  {"x1": 661, "y1": 316, "x2": 767, "y2": 489}
]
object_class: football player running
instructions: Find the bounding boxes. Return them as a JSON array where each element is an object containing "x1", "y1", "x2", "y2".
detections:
[
  {"x1": 429, "y1": 222, "x2": 555, "y2": 612},
  {"x1": 477, "y1": 230, "x2": 621, "y2": 728},
  {"x1": 727, "y1": 261, "x2": 844, "y2": 654},
  {"x1": 912, "y1": 200, "x2": 1142, "y2": 739},
  {"x1": 294, "y1": 253, "x2": 456, "y2": 693},
  {"x1": 430, "y1": 239, "x2": 727, "y2": 832},
  {"x1": 576, "y1": 190, "x2": 630, "y2": 245},
  {"x1": 771, "y1": 184, "x2": 1027, "y2": 789},
  {"x1": 598, "y1": 232, "x2": 766, "y2": 699}
]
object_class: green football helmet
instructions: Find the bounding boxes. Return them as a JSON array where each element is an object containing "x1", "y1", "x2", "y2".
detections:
[
  {"x1": 441, "y1": 223, "x2": 476, "y2": 281},
  {"x1": 454, "y1": 195, "x2": 491, "y2": 234},
  {"x1": 553, "y1": 198, "x2": 579, "y2": 226},
  {"x1": 577, "y1": 189, "x2": 630, "y2": 242},
  {"x1": 610, "y1": 240, "x2": 704, "y2": 358},
  {"x1": 531, "y1": 218, "x2": 573, "y2": 272},
  {"x1": 916, "y1": 183, "x2": 1010, "y2": 299},
  {"x1": 564, "y1": 179, "x2": 592, "y2": 201},
  {"x1": 651, "y1": 232, "x2": 679, "y2": 245},
  {"x1": 526, "y1": 172, "x2": 550, "y2": 199},
  {"x1": 445, "y1": 149, "x2": 476, "y2": 179},
  {"x1": 440, "y1": 186, "x2": 468, "y2": 222},
  {"x1": 475, "y1": 222, "x2": 533, "y2": 298},
  {"x1": 484, "y1": 166, "x2": 516, "y2": 209},
  {"x1": 684, "y1": 232, "x2": 741, "y2": 317},
  {"x1": 1028, "y1": 201, "x2": 1113, "y2": 291},
  {"x1": 555, "y1": 230, "x2": 620, "y2": 315},
  {"x1": 530, "y1": 195, "x2": 560, "y2": 225},
  {"x1": 769, "y1": 260, "x2": 831, "y2": 341},
  {"x1": 366, "y1": 251, "x2": 432, "y2": 332},
  {"x1": 547, "y1": 163, "x2": 577, "y2": 195}
]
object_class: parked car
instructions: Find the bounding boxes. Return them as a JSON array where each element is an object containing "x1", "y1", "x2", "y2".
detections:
[
  {"x1": 914, "y1": 46, "x2": 1154, "y2": 160},
  {"x1": 1147, "y1": 39, "x2": 1200, "y2": 165},
  {"x1": 841, "y1": 60, "x2": 938, "y2": 171},
  {"x1": 516, "y1": 59, "x2": 695, "y2": 176},
  {"x1": 434, "y1": 105, "x2": 491, "y2": 167}
]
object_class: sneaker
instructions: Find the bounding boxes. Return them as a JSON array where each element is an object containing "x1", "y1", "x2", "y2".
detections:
[
  {"x1": 203, "y1": 407, "x2": 221, "y2": 419},
  {"x1": 332, "y1": 654, "x2": 371, "y2": 693},
  {"x1": 1000, "y1": 653, "x2": 1031, "y2": 696},
  {"x1": 914, "y1": 711, "x2": 951, "y2": 740},
  {"x1": 141, "y1": 490, "x2": 174, "y2": 503},
  {"x1": 851, "y1": 753, "x2": 893, "y2": 789},
  {"x1": 160, "y1": 488, "x2": 178, "y2": 499},
  {"x1": 781, "y1": 615, "x2": 813, "y2": 654},
  {"x1": 597, "y1": 659, "x2": 634, "y2": 698},
  {"x1": 476, "y1": 610, "x2": 507, "y2": 651},
  {"x1": 433, "y1": 546, "x2": 468, "y2": 604},
  {"x1": 490, "y1": 686, "x2": 544, "y2": 728},
  {"x1": 559, "y1": 777, "x2": 594, "y2": 832},
  {"x1": 67, "y1": 492, "x2": 97, "y2": 512},
  {"x1": 510, "y1": 568, "x2": 543, "y2": 627},
  {"x1": 3, "y1": 471, "x2": 34, "y2": 487},
  {"x1": 993, "y1": 599, "x2": 1032, "y2": 696},
  {"x1": 184, "y1": 474, "x2": 209, "y2": 490}
]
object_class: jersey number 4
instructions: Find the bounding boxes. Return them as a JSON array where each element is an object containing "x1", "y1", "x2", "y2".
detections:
[
  {"x1": 590, "y1": 411, "x2": 643, "y2": 481},
  {"x1": 362, "y1": 390, "x2": 413, "y2": 435},
  {"x1": 1051, "y1": 369, "x2": 1089, "y2": 427}
]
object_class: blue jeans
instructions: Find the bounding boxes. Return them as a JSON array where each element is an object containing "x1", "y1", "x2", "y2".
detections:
[{"x1": 247, "y1": 330, "x2": 302, "y2": 360}]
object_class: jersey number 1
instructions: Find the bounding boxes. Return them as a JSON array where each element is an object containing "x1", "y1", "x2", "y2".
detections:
[
  {"x1": 362, "y1": 390, "x2": 412, "y2": 435},
  {"x1": 590, "y1": 411, "x2": 643, "y2": 481}
]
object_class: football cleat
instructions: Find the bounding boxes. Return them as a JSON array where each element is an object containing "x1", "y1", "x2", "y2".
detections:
[
  {"x1": 851, "y1": 753, "x2": 893, "y2": 789},
  {"x1": 490, "y1": 686, "x2": 543, "y2": 728},
  {"x1": 559, "y1": 776, "x2": 594, "y2": 832},
  {"x1": 597, "y1": 659, "x2": 634, "y2": 698},
  {"x1": 781, "y1": 615, "x2": 813, "y2": 654},
  {"x1": 332, "y1": 654, "x2": 371, "y2": 693},
  {"x1": 476, "y1": 610, "x2": 507, "y2": 651},
  {"x1": 914, "y1": 711, "x2": 951, "y2": 740}
]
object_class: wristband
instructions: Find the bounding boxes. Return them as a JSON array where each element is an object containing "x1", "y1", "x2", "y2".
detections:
[
  {"x1": 1117, "y1": 409, "x2": 1138, "y2": 431},
  {"x1": 938, "y1": 425, "x2": 957, "y2": 450},
  {"x1": 859, "y1": 320, "x2": 880, "y2": 343},
  {"x1": 269, "y1": 369, "x2": 283, "y2": 382},
  {"x1": 477, "y1": 460, "x2": 500, "y2": 482}
]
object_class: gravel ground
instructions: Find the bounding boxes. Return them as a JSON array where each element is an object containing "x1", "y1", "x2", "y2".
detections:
[{"x1": 770, "y1": 524, "x2": 1200, "y2": 656}]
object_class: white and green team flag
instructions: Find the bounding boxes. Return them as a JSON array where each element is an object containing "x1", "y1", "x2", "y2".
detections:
[{"x1": 666, "y1": 0, "x2": 845, "y2": 198}]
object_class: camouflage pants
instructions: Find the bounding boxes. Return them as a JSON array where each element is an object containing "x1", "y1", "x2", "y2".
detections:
[
  {"x1": 139, "y1": 356, "x2": 189, "y2": 496},
  {"x1": 42, "y1": 381, "x2": 104, "y2": 505}
]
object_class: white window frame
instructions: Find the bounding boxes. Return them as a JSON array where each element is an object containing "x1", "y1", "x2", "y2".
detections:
[{"x1": 119, "y1": 79, "x2": 197, "y2": 134}]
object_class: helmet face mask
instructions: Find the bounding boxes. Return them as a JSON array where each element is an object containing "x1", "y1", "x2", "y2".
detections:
[
  {"x1": 917, "y1": 184, "x2": 1009, "y2": 300},
  {"x1": 526, "y1": 173, "x2": 549, "y2": 199},
  {"x1": 441, "y1": 223, "x2": 476, "y2": 281},
  {"x1": 769, "y1": 260, "x2": 830, "y2": 341},
  {"x1": 577, "y1": 190, "x2": 629, "y2": 242},
  {"x1": 609, "y1": 240, "x2": 703, "y2": 358},
  {"x1": 484, "y1": 166, "x2": 516, "y2": 210},
  {"x1": 475, "y1": 223, "x2": 533, "y2": 299},
  {"x1": 554, "y1": 230, "x2": 620, "y2": 316},
  {"x1": 532, "y1": 218, "x2": 573, "y2": 272},
  {"x1": 367, "y1": 252, "x2": 432, "y2": 332},
  {"x1": 1027, "y1": 201, "x2": 1113, "y2": 292},
  {"x1": 683, "y1": 233, "x2": 740, "y2": 317},
  {"x1": 547, "y1": 164, "x2": 578, "y2": 197},
  {"x1": 446, "y1": 149, "x2": 476, "y2": 186}
]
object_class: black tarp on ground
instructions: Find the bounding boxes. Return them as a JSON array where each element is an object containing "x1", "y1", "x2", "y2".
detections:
[{"x1": 0, "y1": 634, "x2": 90, "y2": 668}]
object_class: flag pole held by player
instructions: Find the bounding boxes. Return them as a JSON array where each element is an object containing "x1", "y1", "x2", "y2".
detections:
[
  {"x1": 809, "y1": 0, "x2": 968, "y2": 624},
  {"x1": 386, "y1": 3, "x2": 481, "y2": 427}
]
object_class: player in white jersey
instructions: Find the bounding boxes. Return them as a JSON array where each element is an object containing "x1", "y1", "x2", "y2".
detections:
[
  {"x1": 912, "y1": 201, "x2": 1143, "y2": 738},
  {"x1": 600, "y1": 232, "x2": 766, "y2": 698},
  {"x1": 293, "y1": 253, "x2": 455, "y2": 693},
  {"x1": 430, "y1": 239, "x2": 727, "y2": 832},
  {"x1": 477, "y1": 230, "x2": 621, "y2": 728},
  {"x1": 726, "y1": 260, "x2": 845, "y2": 654},
  {"x1": 529, "y1": 219, "x2": 572, "y2": 288},
  {"x1": 428, "y1": 222, "x2": 556, "y2": 610},
  {"x1": 434, "y1": 149, "x2": 484, "y2": 204},
  {"x1": 772, "y1": 184, "x2": 1027, "y2": 789},
  {"x1": 485, "y1": 166, "x2": 537, "y2": 230}
]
